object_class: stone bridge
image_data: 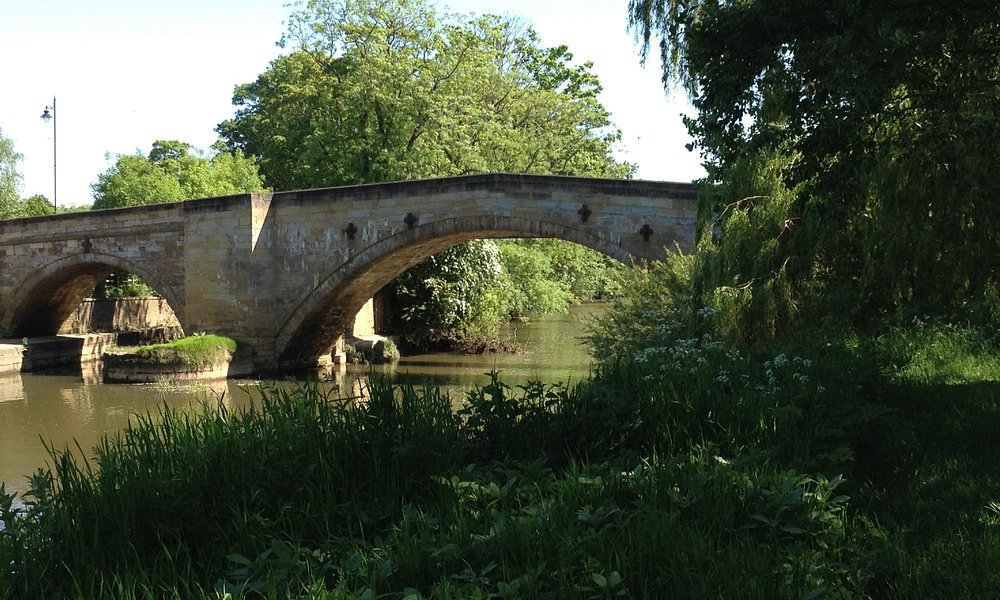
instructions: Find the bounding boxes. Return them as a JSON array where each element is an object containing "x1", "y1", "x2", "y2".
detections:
[{"x1": 0, "y1": 173, "x2": 698, "y2": 370}]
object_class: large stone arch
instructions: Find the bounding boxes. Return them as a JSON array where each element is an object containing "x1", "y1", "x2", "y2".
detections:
[
  {"x1": 1, "y1": 253, "x2": 185, "y2": 338},
  {"x1": 274, "y1": 215, "x2": 640, "y2": 365}
]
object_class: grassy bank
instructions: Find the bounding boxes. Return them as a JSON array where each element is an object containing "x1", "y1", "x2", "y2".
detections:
[{"x1": 1, "y1": 326, "x2": 999, "y2": 598}]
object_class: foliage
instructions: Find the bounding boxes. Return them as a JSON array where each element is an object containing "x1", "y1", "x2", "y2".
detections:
[
  {"x1": 0, "y1": 127, "x2": 21, "y2": 219},
  {"x1": 109, "y1": 334, "x2": 237, "y2": 368},
  {"x1": 871, "y1": 322, "x2": 1000, "y2": 385},
  {"x1": 218, "y1": 0, "x2": 633, "y2": 347},
  {"x1": 4, "y1": 327, "x2": 1000, "y2": 597},
  {"x1": 496, "y1": 240, "x2": 575, "y2": 319},
  {"x1": 386, "y1": 238, "x2": 623, "y2": 349},
  {"x1": 91, "y1": 140, "x2": 265, "y2": 210},
  {"x1": 9, "y1": 194, "x2": 55, "y2": 218},
  {"x1": 0, "y1": 129, "x2": 54, "y2": 220},
  {"x1": 535, "y1": 238, "x2": 625, "y2": 301},
  {"x1": 388, "y1": 240, "x2": 509, "y2": 349},
  {"x1": 628, "y1": 0, "x2": 1000, "y2": 336},
  {"x1": 344, "y1": 338, "x2": 399, "y2": 365},
  {"x1": 219, "y1": 0, "x2": 632, "y2": 189},
  {"x1": 685, "y1": 152, "x2": 804, "y2": 343},
  {"x1": 498, "y1": 239, "x2": 623, "y2": 318},
  {"x1": 586, "y1": 254, "x2": 698, "y2": 361},
  {"x1": 90, "y1": 270, "x2": 158, "y2": 299}
]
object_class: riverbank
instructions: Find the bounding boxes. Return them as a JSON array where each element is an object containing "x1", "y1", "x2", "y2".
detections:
[{"x1": 1, "y1": 324, "x2": 998, "y2": 598}]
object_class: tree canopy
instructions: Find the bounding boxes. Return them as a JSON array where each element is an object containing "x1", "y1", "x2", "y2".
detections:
[
  {"x1": 218, "y1": 0, "x2": 633, "y2": 190},
  {"x1": 0, "y1": 128, "x2": 54, "y2": 220},
  {"x1": 0, "y1": 128, "x2": 20, "y2": 218},
  {"x1": 630, "y1": 0, "x2": 1000, "y2": 337},
  {"x1": 91, "y1": 140, "x2": 264, "y2": 210}
]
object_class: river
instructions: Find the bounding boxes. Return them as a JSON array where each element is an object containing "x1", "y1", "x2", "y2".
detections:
[{"x1": 0, "y1": 303, "x2": 604, "y2": 495}]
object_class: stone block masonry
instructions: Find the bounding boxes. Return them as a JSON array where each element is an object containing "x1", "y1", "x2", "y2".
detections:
[{"x1": 0, "y1": 174, "x2": 699, "y2": 371}]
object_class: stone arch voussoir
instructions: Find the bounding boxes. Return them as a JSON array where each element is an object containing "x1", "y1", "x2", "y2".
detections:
[
  {"x1": 2, "y1": 252, "x2": 185, "y2": 337},
  {"x1": 274, "y1": 215, "x2": 634, "y2": 365}
]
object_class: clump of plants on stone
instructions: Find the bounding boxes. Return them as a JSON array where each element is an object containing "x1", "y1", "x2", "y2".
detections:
[
  {"x1": 344, "y1": 338, "x2": 400, "y2": 365},
  {"x1": 108, "y1": 333, "x2": 237, "y2": 368}
]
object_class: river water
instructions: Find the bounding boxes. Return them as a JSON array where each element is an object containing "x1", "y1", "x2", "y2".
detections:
[{"x1": 0, "y1": 303, "x2": 604, "y2": 494}]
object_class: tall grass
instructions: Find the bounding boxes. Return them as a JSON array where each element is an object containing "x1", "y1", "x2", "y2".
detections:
[{"x1": 2, "y1": 324, "x2": 999, "y2": 598}]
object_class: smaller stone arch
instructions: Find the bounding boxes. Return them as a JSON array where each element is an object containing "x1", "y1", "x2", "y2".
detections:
[
  {"x1": 274, "y1": 215, "x2": 637, "y2": 366},
  {"x1": 1, "y1": 253, "x2": 185, "y2": 338}
]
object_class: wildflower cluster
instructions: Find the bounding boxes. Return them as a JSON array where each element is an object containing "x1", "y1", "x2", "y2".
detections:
[{"x1": 628, "y1": 308, "x2": 825, "y2": 401}]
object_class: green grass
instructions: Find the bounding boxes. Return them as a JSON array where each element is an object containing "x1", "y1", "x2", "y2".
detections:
[
  {"x1": 110, "y1": 334, "x2": 237, "y2": 368},
  {"x1": 1, "y1": 326, "x2": 999, "y2": 598},
  {"x1": 873, "y1": 322, "x2": 1000, "y2": 384}
]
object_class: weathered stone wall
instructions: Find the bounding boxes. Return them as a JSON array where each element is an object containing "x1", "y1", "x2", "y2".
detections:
[
  {"x1": 351, "y1": 298, "x2": 377, "y2": 338},
  {"x1": 0, "y1": 174, "x2": 699, "y2": 371},
  {"x1": 62, "y1": 297, "x2": 181, "y2": 334},
  {"x1": 0, "y1": 344, "x2": 28, "y2": 374},
  {"x1": 0, "y1": 202, "x2": 188, "y2": 337},
  {"x1": 179, "y1": 192, "x2": 282, "y2": 362}
]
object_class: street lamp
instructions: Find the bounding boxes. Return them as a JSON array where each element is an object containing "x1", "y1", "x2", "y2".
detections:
[{"x1": 40, "y1": 96, "x2": 56, "y2": 210}]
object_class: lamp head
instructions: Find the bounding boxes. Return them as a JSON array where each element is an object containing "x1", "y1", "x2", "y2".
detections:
[{"x1": 41, "y1": 107, "x2": 52, "y2": 123}]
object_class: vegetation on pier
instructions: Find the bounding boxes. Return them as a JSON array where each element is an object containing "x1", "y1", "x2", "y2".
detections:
[{"x1": 106, "y1": 334, "x2": 237, "y2": 369}]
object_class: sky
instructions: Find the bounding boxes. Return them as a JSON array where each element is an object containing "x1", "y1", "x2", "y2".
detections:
[{"x1": 0, "y1": 0, "x2": 705, "y2": 208}]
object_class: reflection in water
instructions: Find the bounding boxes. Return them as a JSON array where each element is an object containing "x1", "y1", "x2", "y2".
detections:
[
  {"x1": 0, "y1": 371, "x2": 25, "y2": 403},
  {"x1": 0, "y1": 304, "x2": 604, "y2": 494},
  {"x1": 352, "y1": 303, "x2": 601, "y2": 392}
]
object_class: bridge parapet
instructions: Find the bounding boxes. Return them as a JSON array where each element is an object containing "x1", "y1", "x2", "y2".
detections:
[{"x1": 0, "y1": 174, "x2": 699, "y2": 369}]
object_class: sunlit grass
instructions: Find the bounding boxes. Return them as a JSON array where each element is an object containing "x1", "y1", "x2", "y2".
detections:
[
  {"x1": 874, "y1": 323, "x2": 1000, "y2": 384},
  {"x1": 110, "y1": 334, "x2": 237, "y2": 368}
]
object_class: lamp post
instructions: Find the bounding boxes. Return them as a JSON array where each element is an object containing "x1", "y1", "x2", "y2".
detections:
[{"x1": 40, "y1": 97, "x2": 56, "y2": 210}]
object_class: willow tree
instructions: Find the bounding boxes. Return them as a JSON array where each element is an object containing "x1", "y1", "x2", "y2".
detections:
[
  {"x1": 219, "y1": 0, "x2": 632, "y2": 346},
  {"x1": 630, "y1": 0, "x2": 1000, "y2": 337}
]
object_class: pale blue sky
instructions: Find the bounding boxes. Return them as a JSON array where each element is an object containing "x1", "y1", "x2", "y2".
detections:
[{"x1": 0, "y1": 0, "x2": 704, "y2": 207}]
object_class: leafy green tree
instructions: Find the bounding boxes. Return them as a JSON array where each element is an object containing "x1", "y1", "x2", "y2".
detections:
[
  {"x1": 389, "y1": 240, "x2": 509, "y2": 349},
  {"x1": 15, "y1": 194, "x2": 56, "y2": 217},
  {"x1": 0, "y1": 130, "x2": 54, "y2": 220},
  {"x1": 497, "y1": 239, "x2": 623, "y2": 318},
  {"x1": 89, "y1": 140, "x2": 264, "y2": 299},
  {"x1": 92, "y1": 140, "x2": 264, "y2": 210},
  {"x1": 497, "y1": 241, "x2": 575, "y2": 319},
  {"x1": 629, "y1": 0, "x2": 1000, "y2": 338},
  {"x1": 220, "y1": 0, "x2": 631, "y2": 188},
  {"x1": 220, "y1": 0, "x2": 633, "y2": 346},
  {"x1": 0, "y1": 128, "x2": 21, "y2": 219}
]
